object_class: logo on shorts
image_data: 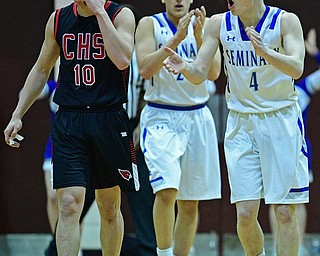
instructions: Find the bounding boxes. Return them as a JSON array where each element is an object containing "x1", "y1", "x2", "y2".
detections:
[{"x1": 118, "y1": 169, "x2": 132, "y2": 181}]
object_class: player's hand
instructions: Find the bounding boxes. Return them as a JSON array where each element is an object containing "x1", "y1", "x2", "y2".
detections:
[
  {"x1": 163, "y1": 47, "x2": 186, "y2": 75},
  {"x1": 175, "y1": 10, "x2": 195, "y2": 42},
  {"x1": 83, "y1": 0, "x2": 105, "y2": 16},
  {"x1": 193, "y1": 6, "x2": 206, "y2": 41},
  {"x1": 305, "y1": 28, "x2": 319, "y2": 57},
  {"x1": 4, "y1": 118, "x2": 23, "y2": 148},
  {"x1": 245, "y1": 26, "x2": 267, "y2": 57}
]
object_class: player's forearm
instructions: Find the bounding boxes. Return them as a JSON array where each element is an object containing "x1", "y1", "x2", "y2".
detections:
[
  {"x1": 182, "y1": 62, "x2": 207, "y2": 85},
  {"x1": 207, "y1": 50, "x2": 221, "y2": 81},
  {"x1": 96, "y1": 12, "x2": 133, "y2": 70},
  {"x1": 139, "y1": 36, "x2": 183, "y2": 80},
  {"x1": 262, "y1": 49, "x2": 304, "y2": 79},
  {"x1": 13, "y1": 68, "x2": 49, "y2": 119}
]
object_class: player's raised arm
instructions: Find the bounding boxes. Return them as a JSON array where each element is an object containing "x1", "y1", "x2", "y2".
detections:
[
  {"x1": 163, "y1": 14, "x2": 222, "y2": 84},
  {"x1": 246, "y1": 12, "x2": 305, "y2": 79},
  {"x1": 136, "y1": 10, "x2": 195, "y2": 80}
]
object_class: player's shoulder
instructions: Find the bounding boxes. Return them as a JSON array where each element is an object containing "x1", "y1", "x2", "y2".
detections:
[
  {"x1": 137, "y1": 16, "x2": 154, "y2": 30},
  {"x1": 207, "y1": 13, "x2": 223, "y2": 27},
  {"x1": 280, "y1": 11, "x2": 301, "y2": 27},
  {"x1": 205, "y1": 13, "x2": 223, "y2": 36}
]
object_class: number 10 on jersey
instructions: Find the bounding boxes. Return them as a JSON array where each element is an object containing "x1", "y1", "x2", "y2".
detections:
[{"x1": 74, "y1": 64, "x2": 95, "y2": 87}]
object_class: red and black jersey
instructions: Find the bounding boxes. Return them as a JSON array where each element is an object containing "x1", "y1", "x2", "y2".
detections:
[{"x1": 53, "y1": 1, "x2": 129, "y2": 107}]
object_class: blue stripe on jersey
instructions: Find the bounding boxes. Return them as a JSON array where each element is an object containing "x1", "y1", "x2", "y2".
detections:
[
  {"x1": 238, "y1": 18, "x2": 249, "y2": 41},
  {"x1": 289, "y1": 186, "x2": 309, "y2": 193},
  {"x1": 226, "y1": 12, "x2": 232, "y2": 31},
  {"x1": 238, "y1": 6, "x2": 270, "y2": 41},
  {"x1": 148, "y1": 102, "x2": 205, "y2": 111},
  {"x1": 255, "y1": 6, "x2": 270, "y2": 33},
  {"x1": 163, "y1": 12, "x2": 180, "y2": 35},
  {"x1": 153, "y1": 13, "x2": 165, "y2": 27},
  {"x1": 269, "y1": 8, "x2": 282, "y2": 30}
]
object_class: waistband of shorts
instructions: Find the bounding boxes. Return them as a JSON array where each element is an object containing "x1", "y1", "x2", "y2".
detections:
[
  {"x1": 59, "y1": 103, "x2": 123, "y2": 112},
  {"x1": 147, "y1": 102, "x2": 205, "y2": 111}
]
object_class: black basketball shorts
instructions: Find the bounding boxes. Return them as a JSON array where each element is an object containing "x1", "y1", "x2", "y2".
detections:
[{"x1": 52, "y1": 107, "x2": 140, "y2": 191}]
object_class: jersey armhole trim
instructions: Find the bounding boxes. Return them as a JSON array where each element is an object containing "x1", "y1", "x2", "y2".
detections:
[{"x1": 54, "y1": 8, "x2": 61, "y2": 39}]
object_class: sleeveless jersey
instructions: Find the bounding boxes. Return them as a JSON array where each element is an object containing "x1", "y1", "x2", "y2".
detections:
[
  {"x1": 220, "y1": 6, "x2": 298, "y2": 113},
  {"x1": 53, "y1": 1, "x2": 129, "y2": 107},
  {"x1": 143, "y1": 12, "x2": 209, "y2": 106}
]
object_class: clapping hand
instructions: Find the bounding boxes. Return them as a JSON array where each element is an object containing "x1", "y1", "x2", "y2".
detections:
[{"x1": 163, "y1": 47, "x2": 186, "y2": 75}]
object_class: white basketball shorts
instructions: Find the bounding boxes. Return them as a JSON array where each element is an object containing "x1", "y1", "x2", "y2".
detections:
[
  {"x1": 140, "y1": 103, "x2": 221, "y2": 200},
  {"x1": 224, "y1": 102, "x2": 309, "y2": 204}
]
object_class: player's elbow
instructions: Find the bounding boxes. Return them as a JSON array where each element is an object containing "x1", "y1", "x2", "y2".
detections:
[
  {"x1": 208, "y1": 68, "x2": 221, "y2": 81},
  {"x1": 291, "y1": 67, "x2": 304, "y2": 80},
  {"x1": 292, "y1": 67, "x2": 304, "y2": 80},
  {"x1": 292, "y1": 71, "x2": 303, "y2": 80},
  {"x1": 115, "y1": 58, "x2": 131, "y2": 71},
  {"x1": 290, "y1": 60, "x2": 304, "y2": 79}
]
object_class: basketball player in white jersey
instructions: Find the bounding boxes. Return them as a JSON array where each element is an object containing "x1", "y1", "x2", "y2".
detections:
[
  {"x1": 135, "y1": 1, "x2": 222, "y2": 255},
  {"x1": 163, "y1": 1, "x2": 309, "y2": 255},
  {"x1": 269, "y1": 28, "x2": 320, "y2": 256}
]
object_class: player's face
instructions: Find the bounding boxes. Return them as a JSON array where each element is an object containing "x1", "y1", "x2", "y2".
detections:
[
  {"x1": 74, "y1": 0, "x2": 88, "y2": 8},
  {"x1": 163, "y1": 0, "x2": 193, "y2": 20}
]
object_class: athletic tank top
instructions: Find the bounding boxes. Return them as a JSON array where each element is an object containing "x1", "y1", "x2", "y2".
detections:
[
  {"x1": 143, "y1": 12, "x2": 209, "y2": 106},
  {"x1": 53, "y1": 1, "x2": 129, "y2": 107},
  {"x1": 220, "y1": 6, "x2": 298, "y2": 113}
]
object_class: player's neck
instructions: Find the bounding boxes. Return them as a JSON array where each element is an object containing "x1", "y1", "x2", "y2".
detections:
[{"x1": 239, "y1": 3, "x2": 266, "y2": 28}]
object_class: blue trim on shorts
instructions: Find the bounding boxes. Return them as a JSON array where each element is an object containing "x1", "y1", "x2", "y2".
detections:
[
  {"x1": 289, "y1": 186, "x2": 309, "y2": 193},
  {"x1": 142, "y1": 128, "x2": 147, "y2": 153},
  {"x1": 150, "y1": 176, "x2": 164, "y2": 184},
  {"x1": 147, "y1": 102, "x2": 205, "y2": 111},
  {"x1": 301, "y1": 147, "x2": 308, "y2": 158},
  {"x1": 297, "y1": 117, "x2": 309, "y2": 158}
]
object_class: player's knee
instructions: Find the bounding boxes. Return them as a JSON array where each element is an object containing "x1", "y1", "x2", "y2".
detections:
[
  {"x1": 177, "y1": 200, "x2": 198, "y2": 219},
  {"x1": 99, "y1": 205, "x2": 120, "y2": 223},
  {"x1": 237, "y1": 207, "x2": 256, "y2": 225},
  {"x1": 96, "y1": 199, "x2": 121, "y2": 222},
  {"x1": 59, "y1": 194, "x2": 82, "y2": 219},
  {"x1": 275, "y1": 205, "x2": 296, "y2": 225},
  {"x1": 156, "y1": 188, "x2": 177, "y2": 206}
]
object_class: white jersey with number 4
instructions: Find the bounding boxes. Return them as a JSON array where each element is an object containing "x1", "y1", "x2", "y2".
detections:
[
  {"x1": 220, "y1": 6, "x2": 298, "y2": 113},
  {"x1": 143, "y1": 12, "x2": 209, "y2": 106}
]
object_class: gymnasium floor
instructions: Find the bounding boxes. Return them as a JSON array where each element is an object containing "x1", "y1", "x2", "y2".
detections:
[
  {"x1": 0, "y1": 201, "x2": 318, "y2": 256},
  {"x1": 0, "y1": 232, "x2": 318, "y2": 256}
]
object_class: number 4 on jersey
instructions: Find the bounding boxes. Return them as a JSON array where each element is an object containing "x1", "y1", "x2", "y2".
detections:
[{"x1": 250, "y1": 72, "x2": 259, "y2": 91}]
